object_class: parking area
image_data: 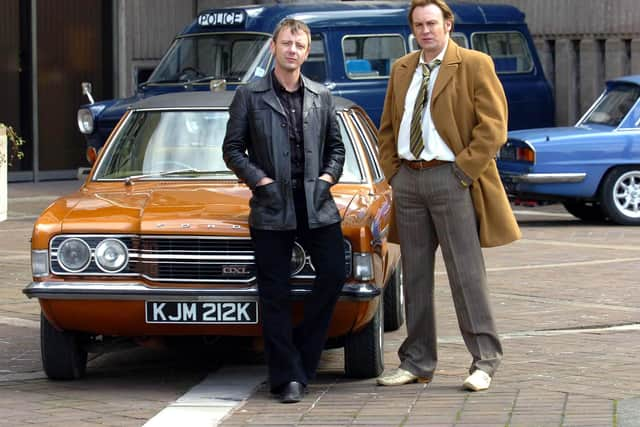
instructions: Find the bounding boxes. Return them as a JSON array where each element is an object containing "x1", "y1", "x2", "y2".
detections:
[{"x1": 1, "y1": 180, "x2": 639, "y2": 426}]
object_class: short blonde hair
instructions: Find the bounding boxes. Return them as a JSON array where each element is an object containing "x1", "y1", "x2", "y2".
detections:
[
  {"x1": 408, "y1": 0, "x2": 455, "y2": 28},
  {"x1": 272, "y1": 18, "x2": 311, "y2": 47}
]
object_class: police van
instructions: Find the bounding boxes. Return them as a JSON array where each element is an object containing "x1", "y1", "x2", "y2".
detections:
[{"x1": 78, "y1": 2, "x2": 554, "y2": 151}]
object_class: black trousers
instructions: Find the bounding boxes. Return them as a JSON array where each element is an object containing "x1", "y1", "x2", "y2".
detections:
[{"x1": 250, "y1": 190, "x2": 345, "y2": 392}]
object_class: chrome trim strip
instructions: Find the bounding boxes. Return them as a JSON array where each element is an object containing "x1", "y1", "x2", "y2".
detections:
[
  {"x1": 133, "y1": 253, "x2": 254, "y2": 261},
  {"x1": 23, "y1": 281, "x2": 381, "y2": 301},
  {"x1": 502, "y1": 172, "x2": 586, "y2": 184},
  {"x1": 139, "y1": 274, "x2": 256, "y2": 283},
  {"x1": 140, "y1": 235, "x2": 252, "y2": 240}
]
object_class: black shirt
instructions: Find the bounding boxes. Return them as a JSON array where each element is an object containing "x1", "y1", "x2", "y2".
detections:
[{"x1": 272, "y1": 71, "x2": 305, "y2": 182}]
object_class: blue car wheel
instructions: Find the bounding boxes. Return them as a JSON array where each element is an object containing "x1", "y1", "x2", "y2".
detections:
[{"x1": 600, "y1": 167, "x2": 640, "y2": 225}]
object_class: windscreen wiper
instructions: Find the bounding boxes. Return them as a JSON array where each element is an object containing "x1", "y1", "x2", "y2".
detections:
[
  {"x1": 138, "y1": 78, "x2": 181, "y2": 89},
  {"x1": 124, "y1": 168, "x2": 234, "y2": 185}
]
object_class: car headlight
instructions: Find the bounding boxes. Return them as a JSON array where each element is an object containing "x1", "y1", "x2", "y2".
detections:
[
  {"x1": 290, "y1": 242, "x2": 306, "y2": 276},
  {"x1": 57, "y1": 238, "x2": 91, "y2": 272},
  {"x1": 31, "y1": 250, "x2": 49, "y2": 277},
  {"x1": 94, "y1": 239, "x2": 128, "y2": 273},
  {"x1": 77, "y1": 108, "x2": 94, "y2": 134},
  {"x1": 352, "y1": 252, "x2": 373, "y2": 281}
]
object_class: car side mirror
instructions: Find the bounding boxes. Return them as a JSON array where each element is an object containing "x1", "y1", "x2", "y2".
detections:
[{"x1": 81, "y1": 82, "x2": 95, "y2": 104}]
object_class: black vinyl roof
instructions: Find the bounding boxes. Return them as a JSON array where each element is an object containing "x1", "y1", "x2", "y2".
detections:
[{"x1": 130, "y1": 90, "x2": 357, "y2": 112}]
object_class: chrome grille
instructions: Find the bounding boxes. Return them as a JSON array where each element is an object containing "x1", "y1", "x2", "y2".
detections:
[
  {"x1": 49, "y1": 234, "x2": 353, "y2": 284},
  {"x1": 140, "y1": 237, "x2": 254, "y2": 254},
  {"x1": 134, "y1": 236, "x2": 255, "y2": 283}
]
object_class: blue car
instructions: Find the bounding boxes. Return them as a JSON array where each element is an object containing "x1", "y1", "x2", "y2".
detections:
[{"x1": 498, "y1": 75, "x2": 640, "y2": 225}]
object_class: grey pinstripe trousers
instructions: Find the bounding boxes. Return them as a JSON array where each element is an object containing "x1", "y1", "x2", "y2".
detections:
[{"x1": 392, "y1": 162, "x2": 502, "y2": 379}]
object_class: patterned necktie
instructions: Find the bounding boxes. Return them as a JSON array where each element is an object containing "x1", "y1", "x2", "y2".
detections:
[{"x1": 409, "y1": 59, "x2": 441, "y2": 159}]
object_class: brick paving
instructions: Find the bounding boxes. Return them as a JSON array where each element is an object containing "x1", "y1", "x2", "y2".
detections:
[{"x1": 1, "y1": 180, "x2": 639, "y2": 426}]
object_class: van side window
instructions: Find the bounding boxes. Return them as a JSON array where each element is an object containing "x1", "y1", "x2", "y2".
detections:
[
  {"x1": 301, "y1": 34, "x2": 327, "y2": 82},
  {"x1": 471, "y1": 32, "x2": 533, "y2": 74},
  {"x1": 342, "y1": 35, "x2": 405, "y2": 79},
  {"x1": 410, "y1": 32, "x2": 467, "y2": 51}
]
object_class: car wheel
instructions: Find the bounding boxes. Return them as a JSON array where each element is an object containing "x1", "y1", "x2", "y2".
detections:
[
  {"x1": 40, "y1": 313, "x2": 88, "y2": 380},
  {"x1": 600, "y1": 167, "x2": 640, "y2": 225},
  {"x1": 383, "y1": 262, "x2": 404, "y2": 332},
  {"x1": 343, "y1": 299, "x2": 384, "y2": 378},
  {"x1": 562, "y1": 201, "x2": 606, "y2": 222}
]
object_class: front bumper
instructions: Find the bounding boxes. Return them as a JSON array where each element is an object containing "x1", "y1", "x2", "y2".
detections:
[{"x1": 23, "y1": 281, "x2": 381, "y2": 301}]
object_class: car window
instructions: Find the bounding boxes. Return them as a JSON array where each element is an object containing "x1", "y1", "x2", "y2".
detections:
[
  {"x1": 471, "y1": 31, "x2": 533, "y2": 74},
  {"x1": 580, "y1": 84, "x2": 640, "y2": 127},
  {"x1": 95, "y1": 109, "x2": 365, "y2": 182},
  {"x1": 301, "y1": 34, "x2": 327, "y2": 82},
  {"x1": 338, "y1": 117, "x2": 365, "y2": 183},
  {"x1": 95, "y1": 110, "x2": 234, "y2": 179},
  {"x1": 349, "y1": 110, "x2": 384, "y2": 182},
  {"x1": 343, "y1": 34, "x2": 406, "y2": 79},
  {"x1": 410, "y1": 32, "x2": 467, "y2": 51}
]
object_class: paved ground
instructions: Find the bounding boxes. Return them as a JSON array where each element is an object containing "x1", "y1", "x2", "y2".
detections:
[{"x1": 1, "y1": 179, "x2": 639, "y2": 426}]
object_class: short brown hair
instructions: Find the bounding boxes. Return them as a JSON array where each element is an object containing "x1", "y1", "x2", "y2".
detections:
[
  {"x1": 272, "y1": 18, "x2": 311, "y2": 47},
  {"x1": 408, "y1": 0, "x2": 455, "y2": 28}
]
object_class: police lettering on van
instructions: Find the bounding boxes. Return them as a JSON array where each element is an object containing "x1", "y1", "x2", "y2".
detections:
[
  {"x1": 198, "y1": 11, "x2": 245, "y2": 27},
  {"x1": 78, "y1": 2, "x2": 553, "y2": 153}
]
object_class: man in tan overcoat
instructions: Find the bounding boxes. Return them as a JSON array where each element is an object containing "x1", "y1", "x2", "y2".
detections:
[{"x1": 376, "y1": 0, "x2": 521, "y2": 391}]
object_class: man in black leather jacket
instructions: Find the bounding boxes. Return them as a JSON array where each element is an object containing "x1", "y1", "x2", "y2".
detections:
[{"x1": 223, "y1": 18, "x2": 345, "y2": 404}]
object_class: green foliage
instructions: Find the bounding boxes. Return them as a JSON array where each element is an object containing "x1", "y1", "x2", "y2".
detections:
[{"x1": 1, "y1": 124, "x2": 25, "y2": 166}]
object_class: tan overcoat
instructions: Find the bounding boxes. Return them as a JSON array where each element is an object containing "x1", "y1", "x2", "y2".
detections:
[{"x1": 378, "y1": 40, "x2": 521, "y2": 248}]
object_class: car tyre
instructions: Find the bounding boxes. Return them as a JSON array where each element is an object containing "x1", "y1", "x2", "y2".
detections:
[
  {"x1": 383, "y1": 262, "x2": 404, "y2": 332},
  {"x1": 41, "y1": 312, "x2": 88, "y2": 380},
  {"x1": 562, "y1": 201, "x2": 606, "y2": 222},
  {"x1": 343, "y1": 299, "x2": 384, "y2": 378},
  {"x1": 600, "y1": 167, "x2": 640, "y2": 225}
]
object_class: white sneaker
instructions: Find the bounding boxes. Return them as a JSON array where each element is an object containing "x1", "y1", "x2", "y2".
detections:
[
  {"x1": 463, "y1": 369, "x2": 491, "y2": 391},
  {"x1": 376, "y1": 368, "x2": 431, "y2": 386}
]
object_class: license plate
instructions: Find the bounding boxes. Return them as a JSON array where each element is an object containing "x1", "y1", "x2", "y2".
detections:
[{"x1": 145, "y1": 301, "x2": 258, "y2": 324}]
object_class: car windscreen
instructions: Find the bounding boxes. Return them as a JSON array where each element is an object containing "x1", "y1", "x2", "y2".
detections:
[
  {"x1": 146, "y1": 33, "x2": 271, "y2": 85},
  {"x1": 94, "y1": 110, "x2": 363, "y2": 183},
  {"x1": 581, "y1": 84, "x2": 640, "y2": 127}
]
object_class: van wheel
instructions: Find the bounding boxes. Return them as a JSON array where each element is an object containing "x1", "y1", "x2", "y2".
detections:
[
  {"x1": 562, "y1": 201, "x2": 606, "y2": 222},
  {"x1": 383, "y1": 262, "x2": 404, "y2": 332},
  {"x1": 600, "y1": 167, "x2": 640, "y2": 225},
  {"x1": 41, "y1": 313, "x2": 88, "y2": 380},
  {"x1": 344, "y1": 299, "x2": 384, "y2": 378}
]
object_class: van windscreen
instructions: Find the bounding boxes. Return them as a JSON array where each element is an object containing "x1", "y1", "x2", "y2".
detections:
[{"x1": 147, "y1": 33, "x2": 271, "y2": 85}]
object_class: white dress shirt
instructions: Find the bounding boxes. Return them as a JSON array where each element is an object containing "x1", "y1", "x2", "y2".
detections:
[{"x1": 397, "y1": 40, "x2": 454, "y2": 162}]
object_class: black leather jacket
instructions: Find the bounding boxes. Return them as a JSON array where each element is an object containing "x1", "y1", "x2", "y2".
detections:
[{"x1": 223, "y1": 75, "x2": 345, "y2": 230}]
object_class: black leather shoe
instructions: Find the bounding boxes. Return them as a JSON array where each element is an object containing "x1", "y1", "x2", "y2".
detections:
[{"x1": 279, "y1": 381, "x2": 305, "y2": 403}]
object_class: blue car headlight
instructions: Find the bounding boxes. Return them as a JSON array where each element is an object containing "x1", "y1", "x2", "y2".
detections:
[{"x1": 77, "y1": 108, "x2": 94, "y2": 134}]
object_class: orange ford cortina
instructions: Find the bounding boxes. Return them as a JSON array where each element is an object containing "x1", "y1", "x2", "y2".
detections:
[{"x1": 24, "y1": 92, "x2": 403, "y2": 380}]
